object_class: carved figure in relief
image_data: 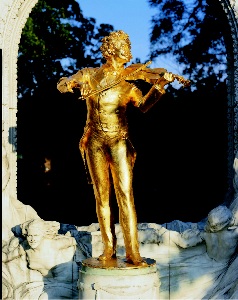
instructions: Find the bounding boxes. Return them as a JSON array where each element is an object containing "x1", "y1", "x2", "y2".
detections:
[
  {"x1": 138, "y1": 205, "x2": 237, "y2": 261},
  {"x1": 2, "y1": 219, "x2": 80, "y2": 299},
  {"x1": 178, "y1": 205, "x2": 238, "y2": 299},
  {"x1": 2, "y1": 123, "x2": 40, "y2": 242},
  {"x1": 136, "y1": 205, "x2": 238, "y2": 299},
  {"x1": 57, "y1": 30, "x2": 189, "y2": 266}
]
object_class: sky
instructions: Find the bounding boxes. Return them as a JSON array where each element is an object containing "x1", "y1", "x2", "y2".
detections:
[{"x1": 77, "y1": 0, "x2": 182, "y2": 75}]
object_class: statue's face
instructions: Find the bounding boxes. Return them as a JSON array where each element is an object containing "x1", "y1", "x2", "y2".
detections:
[
  {"x1": 27, "y1": 227, "x2": 44, "y2": 249},
  {"x1": 205, "y1": 216, "x2": 228, "y2": 232},
  {"x1": 115, "y1": 40, "x2": 132, "y2": 63}
]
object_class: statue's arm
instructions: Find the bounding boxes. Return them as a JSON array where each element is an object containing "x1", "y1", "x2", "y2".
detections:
[
  {"x1": 156, "y1": 229, "x2": 204, "y2": 248},
  {"x1": 138, "y1": 228, "x2": 159, "y2": 244},
  {"x1": 130, "y1": 72, "x2": 174, "y2": 113},
  {"x1": 177, "y1": 229, "x2": 204, "y2": 248},
  {"x1": 55, "y1": 235, "x2": 77, "y2": 250},
  {"x1": 137, "y1": 85, "x2": 166, "y2": 113},
  {"x1": 57, "y1": 70, "x2": 84, "y2": 93},
  {"x1": 57, "y1": 67, "x2": 97, "y2": 94}
]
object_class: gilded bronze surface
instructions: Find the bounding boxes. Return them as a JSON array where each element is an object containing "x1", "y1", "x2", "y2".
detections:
[
  {"x1": 82, "y1": 257, "x2": 156, "y2": 270},
  {"x1": 57, "y1": 30, "x2": 189, "y2": 267}
]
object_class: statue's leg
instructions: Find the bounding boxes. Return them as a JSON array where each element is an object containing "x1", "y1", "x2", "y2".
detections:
[
  {"x1": 110, "y1": 139, "x2": 147, "y2": 266},
  {"x1": 86, "y1": 135, "x2": 116, "y2": 260}
]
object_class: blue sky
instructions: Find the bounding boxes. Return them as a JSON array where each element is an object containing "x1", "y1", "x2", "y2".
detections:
[{"x1": 77, "y1": 0, "x2": 182, "y2": 74}]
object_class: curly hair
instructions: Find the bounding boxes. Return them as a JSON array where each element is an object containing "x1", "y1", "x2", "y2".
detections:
[
  {"x1": 21, "y1": 219, "x2": 60, "y2": 238},
  {"x1": 205, "y1": 205, "x2": 234, "y2": 232},
  {"x1": 100, "y1": 30, "x2": 131, "y2": 60}
]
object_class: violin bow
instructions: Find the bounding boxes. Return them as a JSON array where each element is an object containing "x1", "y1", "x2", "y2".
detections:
[{"x1": 78, "y1": 60, "x2": 152, "y2": 100}]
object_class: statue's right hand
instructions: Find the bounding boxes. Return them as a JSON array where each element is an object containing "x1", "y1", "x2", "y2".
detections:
[{"x1": 66, "y1": 79, "x2": 82, "y2": 93}]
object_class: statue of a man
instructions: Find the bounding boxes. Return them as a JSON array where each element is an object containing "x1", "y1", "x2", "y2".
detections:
[{"x1": 57, "y1": 30, "x2": 175, "y2": 266}]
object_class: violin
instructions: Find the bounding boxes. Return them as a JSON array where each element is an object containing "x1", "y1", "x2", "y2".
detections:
[
  {"x1": 124, "y1": 60, "x2": 190, "y2": 87},
  {"x1": 79, "y1": 60, "x2": 190, "y2": 100}
]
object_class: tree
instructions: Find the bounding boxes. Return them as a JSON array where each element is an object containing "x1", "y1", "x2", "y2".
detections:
[
  {"x1": 148, "y1": 0, "x2": 230, "y2": 87},
  {"x1": 141, "y1": 0, "x2": 230, "y2": 222},
  {"x1": 18, "y1": 0, "x2": 114, "y2": 97},
  {"x1": 17, "y1": 0, "x2": 114, "y2": 224}
]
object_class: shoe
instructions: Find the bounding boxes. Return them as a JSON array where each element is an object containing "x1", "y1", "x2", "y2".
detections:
[
  {"x1": 126, "y1": 254, "x2": 148, "y2": 267},
  {"x1": 98, "y1": 247, "x2": 116, "y2": 261}
]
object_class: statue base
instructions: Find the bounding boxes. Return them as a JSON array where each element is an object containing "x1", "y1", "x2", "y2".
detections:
[{"x1": 78, "y1": 257, "x2": 160, "y2": 299}]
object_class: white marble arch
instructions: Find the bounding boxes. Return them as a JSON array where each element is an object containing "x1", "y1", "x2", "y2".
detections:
[{"x1": 1, "y1": 0, "x2": 238, "y2": 212}]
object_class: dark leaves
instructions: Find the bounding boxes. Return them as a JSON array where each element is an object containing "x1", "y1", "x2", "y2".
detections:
[
  {"x1": 18, "y1": 0, "x2": 114, "y2": 97},
  {"x1": 148, "y1": 0, "x2": 228, "y2": 86}
]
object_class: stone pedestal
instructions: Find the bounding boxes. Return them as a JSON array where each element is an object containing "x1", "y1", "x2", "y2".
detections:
[{"x1": 78, "y1": 257, "x2": 160, "y2": 299}]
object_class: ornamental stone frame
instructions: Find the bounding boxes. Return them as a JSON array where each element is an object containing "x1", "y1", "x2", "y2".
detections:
[{"x1": 1, "y1": 0, "x2": 238, "y2": 213}]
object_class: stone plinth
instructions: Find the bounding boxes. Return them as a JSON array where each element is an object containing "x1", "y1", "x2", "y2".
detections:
[{"x1": 78, "y1": 257, "x2": 160, "y2": 299}]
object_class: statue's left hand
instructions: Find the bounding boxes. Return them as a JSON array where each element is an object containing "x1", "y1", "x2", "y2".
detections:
[
  {"x1": 161, "y1": 72, "x2": 175, "y2": 86},
  {"x1": 154, "y1": 72, "x2": 175, "y2": 91}
]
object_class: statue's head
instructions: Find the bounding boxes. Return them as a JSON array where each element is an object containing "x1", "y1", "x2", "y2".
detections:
[
  {"x1": 205, "y1": 205, "x2": 234, "y2": 232},
  {"x1": 21, "y1": 219, "x2": 60, "y2": 249},
  {"x1": 23, "y1": 219, "x2": 46, "y2": 249},
  {"x1": 100, "y1": 30, "x2": 132, "y2": 62}
]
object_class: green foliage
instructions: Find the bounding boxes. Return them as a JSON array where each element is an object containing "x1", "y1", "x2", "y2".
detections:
[
  {"x1": 18, "y1": 0, "x2": 114, "y2": 97},
  {"x1": 148, "y1": 0, "x2": 229, "y2": 87}
]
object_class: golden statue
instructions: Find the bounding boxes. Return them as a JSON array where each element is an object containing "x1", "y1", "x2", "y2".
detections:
[{"x1": 57, "y1": 30, "x2": 189, "y2": 266}]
